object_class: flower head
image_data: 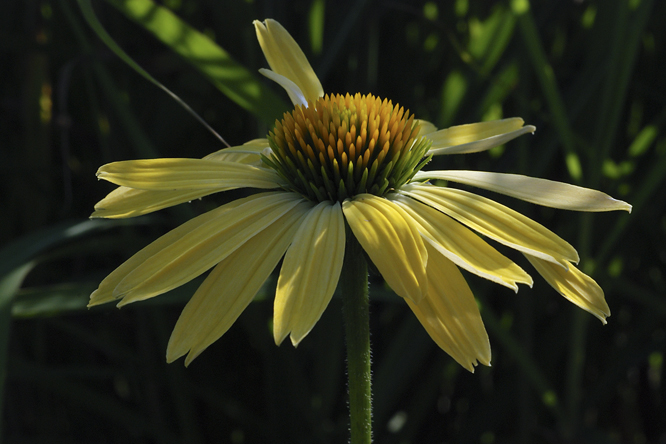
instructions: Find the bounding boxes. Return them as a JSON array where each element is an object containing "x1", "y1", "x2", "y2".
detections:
[{"x1": 90, "y1": 19, "x2": 631, "y2": 371}]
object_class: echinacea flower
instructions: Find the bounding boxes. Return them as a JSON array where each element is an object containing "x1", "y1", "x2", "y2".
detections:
[{"x1": 90, "y1": 19, "x2": 631, "y2": 371}]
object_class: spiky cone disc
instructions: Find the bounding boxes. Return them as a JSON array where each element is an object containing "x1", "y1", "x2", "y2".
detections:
[{"x1": 264, "y1": 93, "x2": 432, "y2": 202}]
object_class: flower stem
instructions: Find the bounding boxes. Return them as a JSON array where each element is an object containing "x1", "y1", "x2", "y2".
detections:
[{"x1": 340, "y1": 234, "x2": 372, "y2": 444}]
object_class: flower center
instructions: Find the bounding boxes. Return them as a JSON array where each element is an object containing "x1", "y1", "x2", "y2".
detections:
[{"x1": 264, "y1": 93, "x2": 432, "y2": 202}]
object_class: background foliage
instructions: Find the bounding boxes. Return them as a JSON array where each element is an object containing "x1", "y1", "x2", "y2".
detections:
[{"x1": 1, "y1": 0, "x2": 665, "y2": 442}]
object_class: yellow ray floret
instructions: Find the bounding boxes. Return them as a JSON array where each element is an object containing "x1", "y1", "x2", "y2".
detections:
[
  {"x1": 414, "y1": 170, "x2": 633, "y2": 213},
  {"x1": 166, "y1": 200, "x2": 312, "y2": 366},
  {"x1": 389, "y1": 193, "x2": 533, "y2": 291},
  {"x1": 424, "y1": 118, "x2": 536, "y2": 155},
  {"x1": 405, "y1": 243, "x2": 491, "y2": 372},
  {"x1": 90, "y1": 192, "x2": 305, "y2": 306},
  {"x1": 96, "y1": 158, "x2": 281, "y2": 190},
  {"x1": 274, "y1": 201, "x2": 346, "y2": 346},
  {"x1": 91, "y1": 186, "x2": 218, "y2": 219},
  {"x1": 343, "y1": 194, "x2": 428, "y2": 303},
  {"x1": 254, "y1": 19, "x2": 324, "y2": 105},
  {"x1": 93, "y1": 145, "x2": 275, "y2": 219},
  {"x1": 401, "y1": 183, "x2": 579, "y2": 267},
  {"x1": 524, "y1": 254, "x2": 610, "y2": 324}
]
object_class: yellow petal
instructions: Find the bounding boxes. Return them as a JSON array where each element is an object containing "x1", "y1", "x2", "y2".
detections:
[
  {"x1": 96, "y1": 158, "x2": 280, "y2": 190},
  {"x1": 88, "y1": 196, "x2": 249, "y2": 307},
  {"x1": 414, "y1": 170, "x2": 632, "y2": 213},
  {"x1": 390, "y1": 193, "x2": 533, "y2": 291},
  {"x1": 401, "y1": 183, "x2": 579, "y2": 266},
  {"x1": 274, "y1": 202, "x2": 345, "y2": 346},
  {"x1": 91, "y1": 186, "x2": 226, "y2": 219},
  {"x1": 89, "y1": 192, "x2": 304, "y2": 307},
  {"x1": 426, "y1": 118, "x2": 535, "y2": 155},
  {"x1": 166, "y1": 200, "x2": 312, "y2": 365},
  {"x1": 524, "y1": 254, "x2": 610, "y2": 323},
  {"x1": 254, "y1": 19, "x2": 324, "y2": 105},
  {"x1": 342, "y1": 194, "x2": 427, "y2": 303},
  {"x1": 115, "y1": 192, "x2": 305, "y2": 303},
  {"x1": 406, "y1": 243, "x2": 491, "y2": 372},
  {"x1": 92, "y1": 142, "x2": 279, "y2": 219}
]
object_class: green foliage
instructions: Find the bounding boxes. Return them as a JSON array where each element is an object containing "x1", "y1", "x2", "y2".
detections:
[{"x1": 1, "y1": 0, "x2": 665, "y2": 442}]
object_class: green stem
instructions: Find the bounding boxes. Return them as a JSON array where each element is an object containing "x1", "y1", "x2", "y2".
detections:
[{"x1": 340, "y1": 234, "x2": 372, "y2": 444}]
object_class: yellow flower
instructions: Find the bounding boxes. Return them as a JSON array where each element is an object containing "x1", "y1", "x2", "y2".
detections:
[{"x1": 90, "y1": 19, "x2": 631, "y2": 371}]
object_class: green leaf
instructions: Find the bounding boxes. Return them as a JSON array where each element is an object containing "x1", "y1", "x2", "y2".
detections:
[
  {"x1": 0, "y1": 219, "x2": 133, "y2": 431},
  {"x1": 468, "y1": 5, "x2": 516, "y2": 75},
  {"x1": 11, "y1": 283, "x2": 96, "y2": 318},
  {"x1": 0, "y1": 262, "x2": 36, "y2": 434}
]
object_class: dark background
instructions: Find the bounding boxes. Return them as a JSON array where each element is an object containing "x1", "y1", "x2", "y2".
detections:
[{"x1": 1, "y1": 0, "x2": 665, "y2": 443}]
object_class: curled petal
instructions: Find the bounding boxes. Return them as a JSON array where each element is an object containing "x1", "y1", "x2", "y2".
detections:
[
  {"x1": 426, "y1": 118, "x2": 535, "y2": 155},
  {"x1": 414, "y1": 170, "x2": 632, "y2": 213},
  {"x1": 274, "y1": 202, "x2": 345, "y2": 346},
  {"x1": 343, "y1": 194, "x2": 428, "y2": 303},
  {"x1": 254, "y1": 19, "x2": 324, "y2": 105},
  {"x1": 525, "y1": 254, "x2": 610, "y2": 324},
  {"x1": 259, "y1": 69, "x2": 308, "y2": 108}
]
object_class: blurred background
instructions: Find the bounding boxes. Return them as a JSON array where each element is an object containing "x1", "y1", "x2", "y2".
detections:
[{"x1": 1, "y1": 0, "x2": 665, "y2": 442}]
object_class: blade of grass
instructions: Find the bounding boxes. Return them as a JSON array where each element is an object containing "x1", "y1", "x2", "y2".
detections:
[
  {"x1": 12, "y1": 283, "x2": 97, "y2": 318},
  {"x1": 468, "y1": 5, "x2": 516, "y2": 76},
  {"x1": 481, "y1": 303, "x2": 564, "y2": 421},
  {"x1": 596, "y1": 147, "x2": 666, "y2": 264},
  {"x1": 592, "y1": 0, "x2": 654, "y2": 177},
  {"x1": 60, "y1": 0, "x2": 160, "y2": 158},
  {"x1": 77, "y1": 0, "x2": 233, "y2": 146},
  {"x1": 0, "y1": 262, "x2": 35, "y2": 441},
  {"x1": 514, "y1": 4, "x2": 582, "y2": 182},
  {"x1": 0, "y1": 219, "x2": 125, "y2": 430},
  {"x1": 102, "y1": 0, "x2": 289, "y2": 126}
]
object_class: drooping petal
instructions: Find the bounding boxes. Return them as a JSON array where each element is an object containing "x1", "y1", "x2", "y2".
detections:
[
  {"x1": 166, "y1": 199, "x2": 313, "y2": 365},
  {"x1": 259, "y1": 68, "x2": 308, "y2": 107},
  {"x1": 274, "y1": 202, "x2": 345, "y2": 346},
  {"x1": 88, "y1": 197, "x2": 249, "y2": 307},
  {"x1": 406, "y1": 243, "x2": 491, "y2": 372},
  {"x1": 96, "y1": 159, "x2": 281, "y2": 190},
  {"x1": 254, "y1": 19, "x2": 324, "y2": 105},
  {"x1": 89, "y1": 192, "x2": 305, "y2": 306},
  {"x1": 414, "y1": 170, "x2": 632, "y2": 213},
  {"x1": 401, "y1": 183, "x2": 579, "y2": 267},
  {"x1": 91, "y1": 186, "x2": 226, "y2": 219},
  {"x1": 426, "y1": 118, "x2": 536, "y2": 156},
  {"x1": 343, "y1": 194, "x2": 428, "y2": 303},
  {"x1": 524, "y1": 254, "x2": 610, "y2": 324},
  {"x1": 390, "y1": 193, "x2": 533, "y2": 291}
]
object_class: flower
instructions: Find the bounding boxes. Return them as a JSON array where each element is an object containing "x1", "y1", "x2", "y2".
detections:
[{"x1": 90, "y1": 19, "x2": 631, "y2": 371}]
